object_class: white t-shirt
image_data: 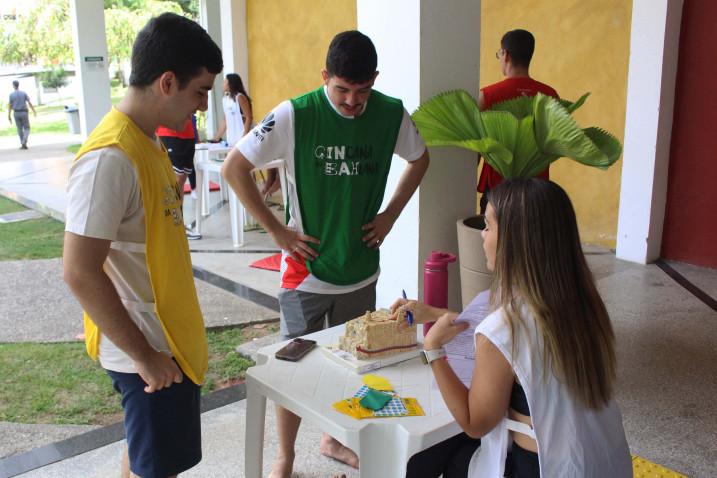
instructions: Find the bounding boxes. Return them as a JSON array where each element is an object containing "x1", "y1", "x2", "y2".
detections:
[
  {"x1": 65, "y1": 146, "x2": 171, "y2": 373},
  {"x1": 237, "y1": 86, "x2": 426, "y2": 294}
]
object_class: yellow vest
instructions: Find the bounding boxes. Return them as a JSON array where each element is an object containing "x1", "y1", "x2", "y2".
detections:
[{"x1": 75, "y1": 108, "x2": 207, "y2": 385}]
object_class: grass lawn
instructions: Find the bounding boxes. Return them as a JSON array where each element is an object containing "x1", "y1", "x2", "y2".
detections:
[
  {"x1": 0, "y1": 194, "x2": 276, "y2": 426},
  {"x1": 0, "y1": 323, "x2": 277, "y2": 425},
  {"x1": 0, "y1": 197, "x2": 64, "y2": 260}
]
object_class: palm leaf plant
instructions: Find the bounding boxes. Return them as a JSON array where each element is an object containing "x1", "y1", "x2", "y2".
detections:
[
  {"x1": 411, "y1": 90, "x2": 622, "y2": 179},
  {"x1": 413, "y1": 90, "x2": 624, "y2": 307}
]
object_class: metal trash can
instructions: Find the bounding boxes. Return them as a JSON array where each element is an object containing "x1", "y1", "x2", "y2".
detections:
[{"x1": 64, "y1": 105, "x2": 80, "y2": 134}]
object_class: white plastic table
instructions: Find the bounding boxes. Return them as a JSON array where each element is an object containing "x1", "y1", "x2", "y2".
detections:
[
  {"x1": 193, "y1": 144, "x2": 286, "y2": 247},
  {"x1": 245, "y1": 325, "x2": 462, "y2": 478}
]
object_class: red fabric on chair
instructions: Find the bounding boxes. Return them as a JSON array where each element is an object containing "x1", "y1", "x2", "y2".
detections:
[
  {"x1": 184, "y1": 181, "x2": 220, "y2": 193},
  {"x1": 250, "y1": 253, "x2": 282, "y2": 271}
]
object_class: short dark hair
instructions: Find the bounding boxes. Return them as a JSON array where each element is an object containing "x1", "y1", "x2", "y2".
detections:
[
  {"x1": 501, "y1": 29, "x2": 535, "y2": 68},
  {"x1": 129, "y1": 12, "x2": 223, "y2": 89},
  {"x1": 12, "y1": 80, "x2": 19, "y2": 88},
  {"x1": 325, "y1": 30, "x2": 377, "y2": 84}
]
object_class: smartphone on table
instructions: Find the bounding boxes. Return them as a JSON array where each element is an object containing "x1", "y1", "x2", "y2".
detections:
[{"x1": 275, "y1": 338, "x2": 317, "y2": 362}]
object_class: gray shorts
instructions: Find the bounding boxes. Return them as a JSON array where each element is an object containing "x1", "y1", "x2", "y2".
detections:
[{"x1": 278, "y1": 282, "x2": 377, "y2": 339}]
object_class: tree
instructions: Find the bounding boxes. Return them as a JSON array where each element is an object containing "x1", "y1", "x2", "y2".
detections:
[
  {"x1": 40, "y1": 66, "x2": 69, "y2": 89},
  {"x1": 0, "y1": 0, "x2": 72, "y2": 66},
  {"x1": 105, "y1": 1, "x2": 186, "y2": 85},
  {"x1": 0, "y1": 0, "x2": 193, "y2": 80}
]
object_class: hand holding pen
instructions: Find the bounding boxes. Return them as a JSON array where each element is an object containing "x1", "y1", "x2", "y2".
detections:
[{"x1": 402, "y1": 289, "x2": 414, "y2": 325}]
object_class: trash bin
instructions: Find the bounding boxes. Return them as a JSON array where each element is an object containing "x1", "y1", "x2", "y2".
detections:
[{"x1": 64, "y1": 105, "x2": 80, "y2": 134}]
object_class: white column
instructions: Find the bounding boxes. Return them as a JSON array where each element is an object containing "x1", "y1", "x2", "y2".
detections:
[
  {"x1": 69, "y1": 0, "x2": 112, "y2": 139},
  {"x1": 220, "y1": 0, "x2": 249, "y2": 90},
  {"x1": 616, "y1": 0, "x2": 683, "y2": 264},
  {"x1": 358, "y1": 0, "x2": 481, "y2": 310},
  {"x1": 199, "y1": 0, "x2": 225, "y2": 139}
]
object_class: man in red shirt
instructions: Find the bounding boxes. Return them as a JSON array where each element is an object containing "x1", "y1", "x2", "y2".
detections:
[
  {"x1": 478, "y1": 29, "x2": 558, "y2": 213},
  {"x1": 157, "y1": 117, "x2": 201, "y2": 239}
]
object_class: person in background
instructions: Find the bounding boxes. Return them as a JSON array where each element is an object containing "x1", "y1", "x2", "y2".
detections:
[
  {"x1": 157, "y1": 115, "x2": 201, "y2": 239},
  {"x1": 477, "y1": 29, "x2": 558, "y2": 213},
  {"x1": 62, "y1": 13, "x2": 222, "y2": 478},
  {"x1": 221, "y1": 30, "x2": 429, "y2": 478},
  {"x1": 211, "y1": 73, "x2": 252, "y2": 146},
  {"x1": 7, "y1": 80, "x2": 36, "y2": 150},
  {"x1": 187, "y1": 114, "x2": 199, "y2": 198},
  {"x1": 393, "y1": 178, "x2": 632, "y2": 477}
]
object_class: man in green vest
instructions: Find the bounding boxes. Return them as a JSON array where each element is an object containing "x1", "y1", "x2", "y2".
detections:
[
  {"x1": 222, "y1": 30, "x2": 429, "y2": 478},
  {"x1": 63, "y1": 13, "x2": 222, "y2": 478}
]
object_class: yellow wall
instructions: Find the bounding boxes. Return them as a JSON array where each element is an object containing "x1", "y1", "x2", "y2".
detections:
[
  {"x1": 480, "y1": 1, "x2": 632, "y2": 247},
  {"x1": 246, "y1": 0, "x2": 357, "y2": 121}
]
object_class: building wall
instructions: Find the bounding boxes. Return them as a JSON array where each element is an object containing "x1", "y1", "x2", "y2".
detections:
[
  {"x1": 480, "y1": 0, "x2": 632, "y2": 247},
  {"x1": 661, "y1": 0, "x2": 717, "y2": 269},
  {"x1": 246, "y1": 0, "x2": 357, "y2": 120}
]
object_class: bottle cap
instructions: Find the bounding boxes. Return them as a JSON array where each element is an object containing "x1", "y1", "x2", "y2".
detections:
[{"x1": 424, "y1": 251, "x2": 456, "y2": 271}]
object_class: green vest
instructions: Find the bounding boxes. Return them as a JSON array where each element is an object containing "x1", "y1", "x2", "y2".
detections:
[{"x1": 291, "y1": 87, "x2": 403, "y2": 285}]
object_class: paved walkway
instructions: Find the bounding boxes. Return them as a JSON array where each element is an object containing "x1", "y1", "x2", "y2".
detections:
[{"x1": 1, "y1": 135, "x2": 716, "y2": 477}]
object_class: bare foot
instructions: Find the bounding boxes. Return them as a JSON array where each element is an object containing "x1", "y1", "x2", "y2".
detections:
[
  {"x1": 268, "y1": 452, "x2": 294, "y2": 478},
  {"x1": 319, "y1": 434, "x2": 359, "y2": 469}
]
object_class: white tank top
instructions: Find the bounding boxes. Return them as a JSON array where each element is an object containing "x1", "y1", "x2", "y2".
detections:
[
  {"x1": 222, "y1": 93, "x2": 245, "y2": 146},
  {"x1": 471, "y1": 306, "x2": 633, "y2": 477}
]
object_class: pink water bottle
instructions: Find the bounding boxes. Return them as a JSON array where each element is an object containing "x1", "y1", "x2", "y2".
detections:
[{"x1": 423, "y1": 251, "x2": 456, "y2": 336}]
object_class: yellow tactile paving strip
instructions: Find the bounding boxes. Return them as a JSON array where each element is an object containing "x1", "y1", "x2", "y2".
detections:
[{"x1": 633, "y1": 455, "x2": 689, "y2": 477}]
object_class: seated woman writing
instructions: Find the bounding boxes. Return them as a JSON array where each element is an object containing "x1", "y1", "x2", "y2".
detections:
[{"x1": 393, "y1": 178, "x2": 632, "y2": 477}]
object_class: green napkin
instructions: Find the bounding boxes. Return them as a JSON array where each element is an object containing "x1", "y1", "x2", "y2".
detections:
[{"x1": 359, "y1": 389, "x2": 393, "y2": 411}]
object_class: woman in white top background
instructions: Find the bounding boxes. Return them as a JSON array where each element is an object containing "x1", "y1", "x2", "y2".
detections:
[
  {"x1": 394, "y1": 178, "x2": 632, "y2": 477},
  {"x1": 212, "y1": 73, "x2": 252, "y2": 146}
]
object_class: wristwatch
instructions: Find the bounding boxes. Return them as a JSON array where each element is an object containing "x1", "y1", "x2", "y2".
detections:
[{"x1": 420, "y1": 347, "x2": 446, "y2": 365}]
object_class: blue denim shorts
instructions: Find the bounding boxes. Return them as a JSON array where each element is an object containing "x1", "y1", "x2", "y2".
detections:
[{"x1": 107, "y1": 368, "x2": 202, "y2": 478}]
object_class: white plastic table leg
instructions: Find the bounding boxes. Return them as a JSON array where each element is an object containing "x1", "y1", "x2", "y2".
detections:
[
  {"x1": 201, "y1": 167, "x2": 211, "y2": 216},
  {"x1": 220, "y1": 175, "x2": 229, "y2": 202},
  {"x1": 358, "y1": 425, "x2": 412, "y2": 478},
  {"x1": 229, "y1": 190, "x2": 244, "y2": 247},
  {"x1": 278, "y1": 165, "x2": 288, "y2": 212},
  {"x1": 245, "y1": 378, "x2": 267, "y2": 478},
  {"x1": 194, "y1": 165, "x2": 204, "y2": 234}
]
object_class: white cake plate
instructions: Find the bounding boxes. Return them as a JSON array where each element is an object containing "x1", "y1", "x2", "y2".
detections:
[{"x1": 320, "y1": 345, "x2": 420, "y2": 374}]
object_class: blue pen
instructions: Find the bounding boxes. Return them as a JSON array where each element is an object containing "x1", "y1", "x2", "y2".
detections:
[{"x1": 401, "y1": 289, "x2": 414, "y2": 325}]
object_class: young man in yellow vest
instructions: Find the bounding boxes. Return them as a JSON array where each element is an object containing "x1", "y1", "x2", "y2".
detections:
[{"x1": 62, "y1": 13, "x2": 222, "y2": 478}]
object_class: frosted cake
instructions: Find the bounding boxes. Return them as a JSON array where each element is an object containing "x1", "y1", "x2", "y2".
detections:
[{"x1": 338, "y1": 309, "x2": 418, "y2": 360}]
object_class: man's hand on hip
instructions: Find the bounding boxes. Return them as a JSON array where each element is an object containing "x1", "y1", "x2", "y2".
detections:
[
  {"x1": 134, "y1": 349, "x2": 184, "y2": 393},
  {"x1": 271, "y1": 226, "x2": 320, "y2": 262},
  {"x1": 362, "y1": 211, "x2": 397, "y2": 249}
]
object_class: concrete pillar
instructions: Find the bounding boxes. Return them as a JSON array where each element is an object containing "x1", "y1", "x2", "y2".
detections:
[
  {"x1": 69, "y1": 0, "x2": 112, "y2": 139},
  {"x1": 358, "y1": 0, "x2": 481, "y2": 311},
  {"x1": 616, "y1": 0, "x2": 683, "y2": 264},
  {"x1": 220, "y1": 0, "x2": 249, "y2": 90},
  {"x1": 199, "y1": 0, "x2": 225, "y2": 140}
]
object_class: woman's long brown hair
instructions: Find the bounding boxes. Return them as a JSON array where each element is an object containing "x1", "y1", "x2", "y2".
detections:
[{"x1": 488, "y1": 178, "x2": 616, "y2": 409}]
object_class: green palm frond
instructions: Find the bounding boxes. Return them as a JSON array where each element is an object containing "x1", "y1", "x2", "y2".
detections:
[
  {"x1": 489, "y1": 95, "x2": 534, "y2": 119},
  {"x1": 412, "y1": 89, "x2": 482, "y2": 144},
  {"x1": 533, "y1": 93, "x2": 609, "y2": 167},
  {"x1": 411, "y1": 89, "x2": 621, "y2": 178},
  {"x1": 558, "y1": 92, "x2": 590, "y2": 114}
]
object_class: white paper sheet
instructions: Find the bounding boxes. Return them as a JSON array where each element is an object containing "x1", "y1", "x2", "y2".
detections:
[{"x1": 444, "y1": 290, "x2": 492, "y2": 386}]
